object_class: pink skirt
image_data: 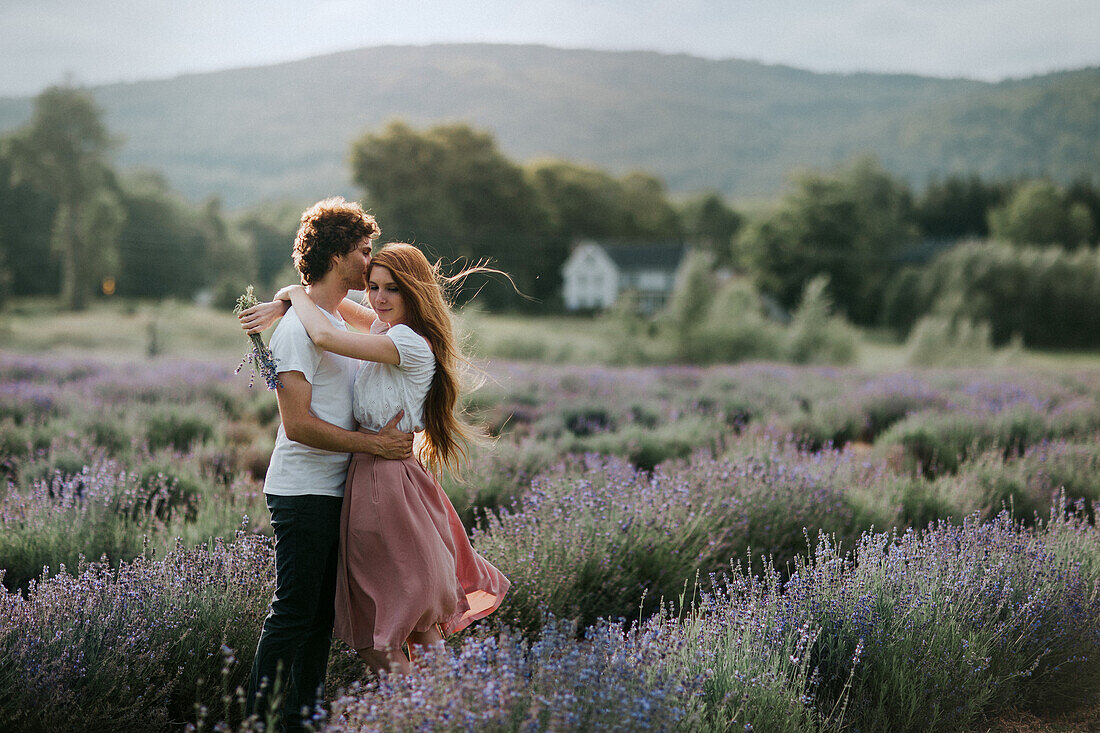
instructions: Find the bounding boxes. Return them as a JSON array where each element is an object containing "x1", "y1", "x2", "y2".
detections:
[{"x1": 333, "y1": 451, "x2": 509, "y2": 651}]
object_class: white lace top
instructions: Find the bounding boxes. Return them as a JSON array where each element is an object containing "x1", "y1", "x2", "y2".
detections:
[{"x1": 352, "y1": 322, "x2": 436, "y2": 433}]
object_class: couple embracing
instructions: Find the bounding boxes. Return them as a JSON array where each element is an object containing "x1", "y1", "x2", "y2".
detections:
[{"x1": 237, "y1": 198, "x2": 509, "y2": 731}]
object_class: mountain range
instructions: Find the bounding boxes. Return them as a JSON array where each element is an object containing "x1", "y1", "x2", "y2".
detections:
[{"x1": 0, "y1": 44, "x2": 1096, "y2": 209}]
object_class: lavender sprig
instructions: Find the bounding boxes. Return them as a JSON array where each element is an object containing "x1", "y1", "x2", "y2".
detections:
[{"x1": 232, "y1": 285, "x2": 282, "y2": 390}]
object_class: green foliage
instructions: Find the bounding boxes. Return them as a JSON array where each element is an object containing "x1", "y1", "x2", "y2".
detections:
[
  {"x1": 875, "y1": 400, "x2": 1100, "y2": 480},
  {"x1": 663, "y1": 264, "x2": 853, "y2": 366},
  {"x1": 0, "y1": 152, "x2": 59, "y2": 297},
  {"x1": 677, "y1": 191, "x2": 743, "y2": 265},
  {"x1": 663, "y1": 250, "x2": 715, "y2": 332},
  {"x1": 904, "y1": 314, "x2": 1020, "y2": 368},
  {"x1": 235, "y1": 202, "x2": 304, "y2": 291},
  {"x1": 663, "y1": 254, "x2": 781, "y2": 364},
  {"x1": 144, "y1": 409, "x2": 216, "y2": 452},
  {"x1": 916, "y1": 174, "x2": 1011, "y2": 239},
  {"x1": 784, "y1": 275, "x2": 858, "y2": 365},
  {"x1": 4, "y1": 86, "x2": 116, "y2": 310},
  {"x1": 879, "y1": 265, "x2": 926, "y2": 336},
  {"x1": 115, "y1": 173, "x2": 210, "y2": 298},
  {"x1": 989, "y1": 179, "x2": 1095, "y2": 247},
  {"x1": 3, "y1": 109, "x2": 258, "y2": 307},
  {"x1": 690, "y1": 277, "x2": 786, "y2": 364},
  {"x1": 350, "y1": 123, "x2": 692, "y2": 312},
  {"x1": 905, "y1": 239, "x2": 1100, "y2": 348},
  {"x1": 351, "y1": 122, "x2": 561, "y2": 310},
  {"x1": 351, "y1": 121, "x2": 544, "y2": 238},
  {"x1": 740, "y1": 157, "x2": 918, "y2": 325},
  {"x1": 526, "y1": 159, "x2": 679, "y2": 238},
  {"x1": 201, "y1": 199, "x2": 256, "y2": 308},
  {"x1": 1068, "y1": 177, "x2": 1100, "y2": 244}
]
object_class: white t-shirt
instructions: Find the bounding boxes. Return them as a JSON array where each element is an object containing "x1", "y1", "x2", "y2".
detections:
[
  {"x1": 353, "y1": 323, "x2": 436, "y2": 434},
  {"x1": 263, "y1": 306, "x2": 359, "y2": 497}
]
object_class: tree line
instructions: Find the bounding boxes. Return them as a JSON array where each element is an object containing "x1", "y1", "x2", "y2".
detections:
[
  {"x1": 0, "y1": 87, "x2": 740, "y2": 312},
  {"x1": 2, "y1": 85, "x2": 1099, "y2": 349}
]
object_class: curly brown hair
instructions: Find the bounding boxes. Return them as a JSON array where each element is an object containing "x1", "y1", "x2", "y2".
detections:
[{"x1": 292, "y1": 197, "x2": 380, "y2": 285}]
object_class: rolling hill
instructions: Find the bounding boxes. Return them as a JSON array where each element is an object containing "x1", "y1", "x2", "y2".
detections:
[{"x1": 0, "y1": 44, "x2": 1096, "y2": 209}]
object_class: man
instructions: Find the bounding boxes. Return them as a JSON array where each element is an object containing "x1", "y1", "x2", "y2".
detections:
[{"x1": 239, "y1": 197, "x2": 412, "y2": 732}]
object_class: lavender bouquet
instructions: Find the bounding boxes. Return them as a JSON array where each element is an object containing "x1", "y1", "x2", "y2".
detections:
[{"x1": 233, "y1": 285, "x2": 282, "y2": 390}]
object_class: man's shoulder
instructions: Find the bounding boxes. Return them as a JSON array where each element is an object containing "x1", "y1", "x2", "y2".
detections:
[
  {"x1": 272, "y1": 307, "x2": 307, "y2": 336},
  {"x1": 270, "y1": 308, "x2": 313, "y2": 352}
]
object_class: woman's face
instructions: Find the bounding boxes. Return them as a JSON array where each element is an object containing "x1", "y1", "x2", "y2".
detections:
[{"x1": 368, "y1": 266, "x2": 406, "y2": 326}]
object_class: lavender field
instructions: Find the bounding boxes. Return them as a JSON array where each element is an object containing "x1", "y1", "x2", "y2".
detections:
[{"x1": 2, "y1": 349, "x2": 1099, "y2": 732}]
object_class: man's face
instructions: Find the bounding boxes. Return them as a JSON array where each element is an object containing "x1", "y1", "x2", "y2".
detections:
[{"x1": 334, "y1": 237, "x2": 373, "y2": 290}]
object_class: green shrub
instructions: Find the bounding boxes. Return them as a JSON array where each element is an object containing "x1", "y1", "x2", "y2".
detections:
[
  {"x1": 784, "y1": 275, "x2": 858, "y2": 365},
  {"x1": 878, "y1": 405, "x2": 1061, "y2": 477},
  {"x1": 137, "y1": 461, "x2": 205, "y2": 522},
  {"x1": 689, "y1": 277, "x2": 786, "y2": 364},
  {"x1": 144, "y1": 410, "x2": 216, "y2": 452},
  {"x1": 567, "y1": 420, "x2": 719, "y2": 471},
  {"x1": 905, "y1": 313, "x2": 1020, "y2": 367},
  {"x1": 909, "y1": 240, "x2": 1100, "y2": 348},
  {"x1": 85, "y1": 417, "x2": 130, "y2": 454}
]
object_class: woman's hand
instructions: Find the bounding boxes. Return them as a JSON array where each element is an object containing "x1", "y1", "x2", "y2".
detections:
[
  {"x1": 274, "y1": 284, "x2": 305, "y2": 302},
  {"x1": 238, "y1": 300, "x2": 289, "y2": 335}
]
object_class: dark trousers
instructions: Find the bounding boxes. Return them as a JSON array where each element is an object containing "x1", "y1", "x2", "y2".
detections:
[{"x1": 247, "y1": 493, "x2": 343, "y2": 733}]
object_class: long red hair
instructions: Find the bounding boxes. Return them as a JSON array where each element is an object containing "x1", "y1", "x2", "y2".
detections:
[{"x1": 367, "y1": 243, "x2": 490, "y2": 478}]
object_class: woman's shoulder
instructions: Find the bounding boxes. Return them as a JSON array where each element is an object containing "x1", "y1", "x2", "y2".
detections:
[
  {"x1": 386, "y1": 324, "x2": 434, "y2": 367},
  {"x1": 387, "y1": 324, "x2": 431, "y2": 349}
]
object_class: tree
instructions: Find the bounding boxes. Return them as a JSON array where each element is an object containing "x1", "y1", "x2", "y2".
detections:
[
  {"x1": 1066, "y1": 177, "x2": 1100, "y2": 246},
  {"x1": 527, "y1": 160, "x2": 633, "y2": 237},
  {"x1": 0, "y1": 149, "x2": 58, "y2": 298},
  {"x1": 200, "y1": 198, "x2": 257, "y2": 308},
  {"x1": 351, "y1": 122, "x2": 563, "y2": 310},
  {"x1": 350, "y1": 121, "x2": 543, "y2": 239},
  {"x1": 237, "y1": 202, "x2": 308, "y2": 290},
  {"x1": 115, "y1": 172, "x2": 207, "y2": 298},
  {"x1": 738, "y1": 157, "x2": 917, "y2": 325},
  {"x1": 988, "y1": 179, "x2": 1095, "y2": 247},
  {"x1": 5, "y1": 86, "x2": 119, "y2": 310},
  {"x1": 678, "y1": 191, "x2": 742, "y2": 265},
  {"x1": 526, "y1": 160, "x2": 680, "y2": 239},
  {"x1": 915, "y1": 174, "x2": 1011, "y2": 239}
]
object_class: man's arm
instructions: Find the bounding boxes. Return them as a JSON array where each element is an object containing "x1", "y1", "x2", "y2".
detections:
[
  {"x1": 276, "y1": 370, "x2": 412, "y2": 459},
  {"x1": 337, "y1": 298, "x2": 377, "y2": 332}
]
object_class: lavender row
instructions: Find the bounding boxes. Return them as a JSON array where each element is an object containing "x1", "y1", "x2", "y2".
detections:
[{"x1": 5, "y1": 502, "x2": 1094, "y2": 731}]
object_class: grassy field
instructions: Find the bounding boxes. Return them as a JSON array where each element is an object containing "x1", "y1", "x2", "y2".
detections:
[
  {"x1": 2, "y1": 301, "x2": 1099, "y2": 731},
  {"x1": 4, "y1": 298, "x2": 1099, "y2": 370}
]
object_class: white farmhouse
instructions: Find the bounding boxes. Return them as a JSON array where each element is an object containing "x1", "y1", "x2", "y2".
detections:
[{"x1": 561, "y1": 240, "x2": 687, "y2": 314}]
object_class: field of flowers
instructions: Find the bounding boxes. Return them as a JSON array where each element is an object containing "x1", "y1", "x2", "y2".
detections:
[{"x1": 1, "y1": 348, "x2": 1099, "y2": 732}]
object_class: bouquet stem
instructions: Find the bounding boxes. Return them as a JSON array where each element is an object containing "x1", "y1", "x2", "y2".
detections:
[{"x1": 233, "y1": 285, "x2": 282, "y2": 390}]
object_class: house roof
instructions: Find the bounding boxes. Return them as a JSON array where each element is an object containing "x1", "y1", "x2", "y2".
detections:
[{"x1": 582, "y1": 240, "x2": 687, "y2": 271}]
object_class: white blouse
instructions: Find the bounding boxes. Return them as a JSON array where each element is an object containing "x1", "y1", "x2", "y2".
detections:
[{"x1": 352, "y1": 322, "x2": 436, "y2": 433}]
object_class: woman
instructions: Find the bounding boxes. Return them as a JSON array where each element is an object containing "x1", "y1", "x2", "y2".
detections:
[{"x1": 261, "y1": 243, "x2": 509, "y2": 674}]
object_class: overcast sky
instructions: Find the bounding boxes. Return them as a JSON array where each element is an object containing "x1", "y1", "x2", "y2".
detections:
[{"x1": 3, "y1": 0, "x2": 1098, "y2": 97}]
